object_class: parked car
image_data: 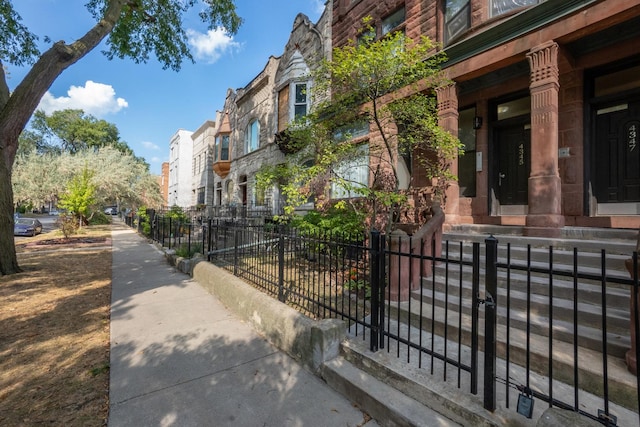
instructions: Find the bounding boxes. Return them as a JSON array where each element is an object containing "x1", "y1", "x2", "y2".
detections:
[
  {"x1": 14, "y1": 218, "x2": 43, "y2": 236},
  {"x1": 104, "y1": 207, "x2": 118, "y2": 215},
  {"x1": 49, "y1": 209, "x2": 59, "y2": 216}
]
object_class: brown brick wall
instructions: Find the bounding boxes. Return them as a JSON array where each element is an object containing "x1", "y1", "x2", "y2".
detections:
[{"x1": 332, "y1": 1, "x2": 438, "y2": 48}]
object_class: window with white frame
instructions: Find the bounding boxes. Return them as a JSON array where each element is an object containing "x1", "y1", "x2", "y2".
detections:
[
  {"x1": 214, "y1": 136, "x2": 220, "y2": 162},
  {"x1": 331, "y1": 145, "x2": 370, "y2": 199},
  {"x1": 293, "y1": 82, "x2": 309, "y2": 119},
  {"x1": 245, "y1": 119, "x2": 260, "y2": 153}
]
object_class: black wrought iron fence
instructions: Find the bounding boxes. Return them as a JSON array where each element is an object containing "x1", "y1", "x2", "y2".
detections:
[{"x1": 139, "y1": 216, "x2": 640, "y2": 425}]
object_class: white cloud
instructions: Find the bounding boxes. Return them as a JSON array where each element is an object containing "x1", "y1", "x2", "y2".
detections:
[
  {"x1": 142, "y1": 141, "x2": 160, "y2": 150},
  {"x1": 38, "y1": 80, "x2": 128, "y2": 116},
  {"x1": 187, "y1": 28, "x2": 241, "y2": 63}
]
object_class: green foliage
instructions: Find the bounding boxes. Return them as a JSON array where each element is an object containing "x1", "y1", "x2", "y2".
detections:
[
  {"x1": 31, "y1": 109, "x2": 133, "y2": 156},
  {"x1": 0, "y1": 1, "x2": 39, "y2": 66},
  {"x1": 344, "y1": 279, "x2": 371, "y2": 299},
  {"x1": 290, "y1": 204, "x2": 366, "y2": 237},
  {"x1": 343, "y1": 267, "x2": 370, "y2": 298},
  {"x1": 174, "y1": 243, "x2": 202, "y2": 258},
  {"x1": 137, "y1": 206, "x2": 152, "y2": 236},
  {"x1": 165, "y1": 205, "x2": 188, "y2": 223},
  {"x1": 12, "y1": 146, "x2": 163, "y2": 216},
  {"x1": 259, "y1": 18, "x2": 460, "y2": 233},
  {"x1": 88, "y1": 211, "x2": 112, "y2": 225},
  {"x1": 58, "y1": 166, "x2": 96, "y2": 226},
  {"x1": 86, "y1": 0, "x2": 242, "y2": 72},
  {"x1": 56, "y1": 213, "x2": 80, "y2": 238}
]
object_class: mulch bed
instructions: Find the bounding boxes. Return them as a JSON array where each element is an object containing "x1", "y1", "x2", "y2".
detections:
[{"x1": 24, "y1": 237, "x2": 111, "y2": 248}]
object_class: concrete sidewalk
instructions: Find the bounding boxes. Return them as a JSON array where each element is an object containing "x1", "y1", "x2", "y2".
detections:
[{"x1": 108, "y1": 221, "x2": 376, "y2": 426}]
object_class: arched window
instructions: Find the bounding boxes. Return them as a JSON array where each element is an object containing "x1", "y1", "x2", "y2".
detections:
[{"x1": 245, "y1": 119, "x2": 260, "y2": 153}]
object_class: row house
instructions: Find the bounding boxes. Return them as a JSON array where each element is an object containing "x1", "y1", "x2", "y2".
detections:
[
  {"x1": 209, "y1": 9, "x2": 333, "y2": 217},
  {"x1": 190, "y1": 120, "x2": 216, "y2": 213},
  {"x1": 168, "y1": 129, "x2": 194, "y2": 208},
  {"x1": 332, "y1": 0, "x2": 640, "y2": 235}
]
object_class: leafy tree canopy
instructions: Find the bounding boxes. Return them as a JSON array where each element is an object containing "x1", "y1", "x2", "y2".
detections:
[
  {"x1": 13, "y1": 146, "x2": 162, "y2": 214},
  {"x1": 29, "y1": 109, "x2": 134, "y2": 156},
  {"x1": 0, "y1": 0, "x2": 241, "y2": 275}
]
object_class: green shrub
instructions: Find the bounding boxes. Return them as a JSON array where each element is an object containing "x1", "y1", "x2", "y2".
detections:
[
  {"x1": 290, "y1": 204, "x2": 366, "y2": 237},
  {"x1": 88, "y1": 211, "x2": 111, "y2": 225},
  {"x1": 174, "y1": 243, "x2": 202, "y2": 258}
]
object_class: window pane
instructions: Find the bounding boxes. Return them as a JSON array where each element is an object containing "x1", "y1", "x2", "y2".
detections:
[
  {"x1": 446, "y1": 0, "x2": 469, "y2": 20},
  {"x1": 214, "y1": 136, "x2": 219, "y2": 161},
  {"x1": 382, "y1": 7, "x2": 405, "y2": 35},
  {"x1": 332, "y1": 145, "x2": 369, "y2": 198},
  {"x1": 295, "y1": 84, "x2": 307, "y2": 103},
  {"x1": 497, "y1": 96, "x2": 530, "y2": 121},
  {"x1": 491, "y1": 0, "x2": 540, "y2": 18},
  {"x1": 294, "y1": 105, "x2": 307, "y2": 119},
  {"x1": 445, "y1": 0, "x2": 470, "y2": 43},
  {"x1": 246, "y1": 120, "x2": 260, "y2": 153},
  {"x1": 221, "y1": 135, "x2": 229, "y2": 160}
]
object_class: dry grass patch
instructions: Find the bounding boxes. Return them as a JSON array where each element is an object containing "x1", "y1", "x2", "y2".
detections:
[{"x1": 0, "y1": 225, "x2": 112, "y2": 426}]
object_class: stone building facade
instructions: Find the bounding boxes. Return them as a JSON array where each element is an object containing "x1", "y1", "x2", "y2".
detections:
[
  {"x1": 190, "y1": 120, "x2": 216, "y2": 211},
  {"x1": 331, "y1": 0, "x2": 640, "y2": 234},
  {"x1": 209, "y1": 7, "x2": 333, "y2": 216}
]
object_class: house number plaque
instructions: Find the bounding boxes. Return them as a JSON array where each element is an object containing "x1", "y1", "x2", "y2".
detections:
[
  {"x1": 518, "y1": 143, "x2": 525, "y2": 166},
  {"x1": 629, "y1": 123, "x2": 638, "y2": 152}
]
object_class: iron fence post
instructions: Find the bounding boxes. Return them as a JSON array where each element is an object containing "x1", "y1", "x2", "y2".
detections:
[
  {"x1": 168, "y1": 217, "x2": 172, "y2": 250},
  {"x1": 187, "y1": 223, "x2": 192, "y2": 255},
  {"x1": 471, "y1": 241, "x2": 480, "y2": 395},
  {"x1": 370, "y1": 230, "x2": 382, "y2": 352},
  {"x1": 233, "y1": 228, "x2": 240, "y2": 276},
  {"x1": 207, "y1": 219, "x2": 213, "y2": 261},
  {"x1": 278, "y1": 225, "x2": 285, "y2": 302},
  {"x1": 484, "y1": 235, "x2": 498, "y2": 412}
]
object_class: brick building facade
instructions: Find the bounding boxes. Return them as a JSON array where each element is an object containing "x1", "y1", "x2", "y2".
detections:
[{"x1": 331, "y1": 0, "x2": 640, "y2": 234}]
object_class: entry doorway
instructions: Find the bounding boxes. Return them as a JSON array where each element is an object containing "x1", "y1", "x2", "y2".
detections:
[
  {"x1": 490, "y1": 95, "x2": 532, "y2": 216},
  {"x1": 496, "y1": 124, "x2": 531, "y2": 207},
  {"x1": 592, "y1": 99, "x2": 640, "y2": 212}
]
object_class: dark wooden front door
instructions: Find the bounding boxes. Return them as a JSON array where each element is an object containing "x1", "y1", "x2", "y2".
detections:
[
  {"x1": 496, "y1": 124, "x2": 530, "y2": 205},
  {"x1": 593, "y1": 100, "x2": 640, "y2": 203}
]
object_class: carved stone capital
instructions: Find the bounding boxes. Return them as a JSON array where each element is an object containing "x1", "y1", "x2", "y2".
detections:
[
  {"x1": 526, "y1": 41, "x2": 559, "y2": 89},
  {"x1": 435, "y1": 83, "x2": 458, "y2": 117}
]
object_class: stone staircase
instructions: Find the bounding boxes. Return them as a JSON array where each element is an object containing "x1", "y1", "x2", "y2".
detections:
[{"x1": 322, "y1": 225, "x2": 640, "y2": 426}]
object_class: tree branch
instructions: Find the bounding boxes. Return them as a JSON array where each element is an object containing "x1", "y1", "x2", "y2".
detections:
[{"x1": 0, "y1": 0, "x2": 127, "y2": 170}]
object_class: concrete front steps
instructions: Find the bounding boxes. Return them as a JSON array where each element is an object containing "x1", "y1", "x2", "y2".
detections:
[
  {"x1": 322, "y1": 319, "x2": 640, "y2": 427},
  {"x1": 392, "y1": 225, "x2": 638, "y2": 413}
]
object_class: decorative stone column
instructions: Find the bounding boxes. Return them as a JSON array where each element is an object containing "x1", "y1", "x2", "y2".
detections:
[
  {"x1": 436, "y1": 83, "x2": 460, "y2": 224},
  {"x1": 525, "y1": 41, "x2": 564, "y2": 236}
]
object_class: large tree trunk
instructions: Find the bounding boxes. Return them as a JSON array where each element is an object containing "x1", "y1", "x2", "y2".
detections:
[{"x1": 0, "y1": 0, "x2": 126, "y2": 275}]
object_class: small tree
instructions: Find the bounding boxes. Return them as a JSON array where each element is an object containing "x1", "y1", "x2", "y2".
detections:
[
  {"x1": 259, "y1": 21, "x2": 461, "y2": 233},
  {"x1": 58, "y1": 166, "x2": 96, "y2": 227}
]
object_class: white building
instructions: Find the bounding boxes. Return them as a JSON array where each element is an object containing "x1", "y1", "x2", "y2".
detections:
[
  {"x1": 191, "y1": 120, "x2": 216, "y2": 212},
  {"x1": 168, "y1": 129, "x2": 194, "y2": 208}
]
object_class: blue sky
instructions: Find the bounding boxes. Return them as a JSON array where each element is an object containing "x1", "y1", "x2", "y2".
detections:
[{"x1": 8, "y1": 0, "x2": 325, "y2": 175}]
